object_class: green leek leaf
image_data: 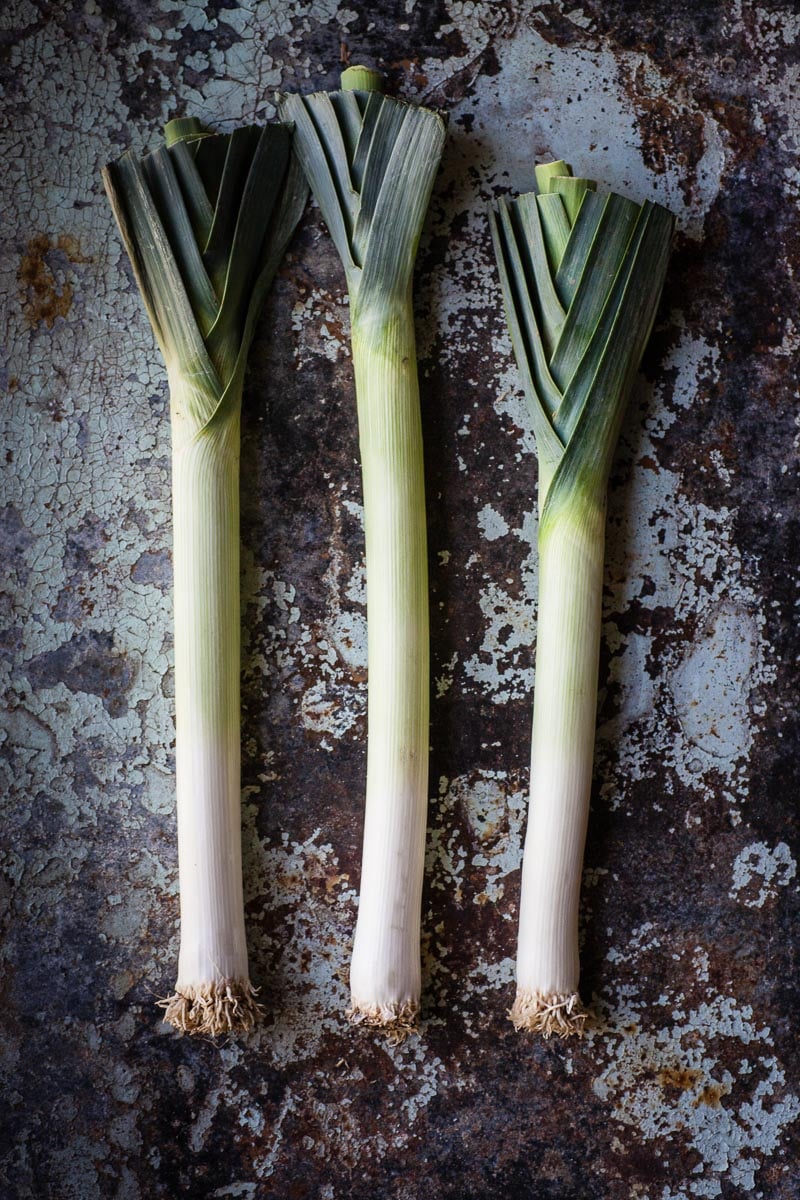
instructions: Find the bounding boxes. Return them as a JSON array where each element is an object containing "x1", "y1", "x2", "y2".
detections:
[
  {"x1": 280, "y1": 78, "x2": 446, "y2": 303},
  {"x1": 103, "y1": 120, "x2": 307, "y2": 432},
  {"x1": 490, "y1": 161, "x2": 674, "y2": 513}
]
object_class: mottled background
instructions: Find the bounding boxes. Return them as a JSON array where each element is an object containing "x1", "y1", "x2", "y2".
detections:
[{"x1": 2, "y1": 0, "x2": 799, "y2": 1196}]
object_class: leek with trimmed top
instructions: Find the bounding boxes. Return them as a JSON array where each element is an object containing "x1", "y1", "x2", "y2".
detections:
[
  {"x1": 281, "y1": 67, "x2": 445, "y2": 1039},
  {"x1": 489, "y1": 161, "x2": 673, "y2": 1036},
  {"x1": 103, "y1": 117, "x2": 306, "y2": 1035}
]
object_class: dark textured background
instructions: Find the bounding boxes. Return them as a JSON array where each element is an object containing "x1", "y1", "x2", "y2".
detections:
[{"x1": 2, "y1": 1, "x2": 799, "y2": 1197}]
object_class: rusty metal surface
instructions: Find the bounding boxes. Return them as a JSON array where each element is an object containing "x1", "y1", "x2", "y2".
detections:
[{"x1": 2, "y1": 1, "x2": 799, "y2": 1196}]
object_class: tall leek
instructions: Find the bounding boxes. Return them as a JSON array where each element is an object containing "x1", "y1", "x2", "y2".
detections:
[
  {"x1": 103, "y1": 119, "x2": 307, "y2": 1035},
  {"x1": 281, "y1": 69, "x2": 446, "y2": 1039},
  {"x1": 489, "y1": 162, "x2": 673, "y2": 1036}
]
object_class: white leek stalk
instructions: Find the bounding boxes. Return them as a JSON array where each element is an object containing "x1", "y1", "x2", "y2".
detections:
[
  {"x1": 489, "y1": 161, "x2": 673, "y2": 1035},
  {"x1": 281, "y1": 68, "x2": 445, "y2": 1039},
  {"x1": 103, "y1": 118, "x2": 306, "y2": 1034}
]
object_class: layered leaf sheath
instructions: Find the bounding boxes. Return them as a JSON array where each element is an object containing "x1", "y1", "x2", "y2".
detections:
[
  {"x1": 103, "y1": 119, "x2": 306, "y2": 1035},
  {"x1": 281, "y1": 68, "x2": 446, "y2": 1038},
  {"x1": 489, "y1": 162, "x2": 673, "y2": 1035}
]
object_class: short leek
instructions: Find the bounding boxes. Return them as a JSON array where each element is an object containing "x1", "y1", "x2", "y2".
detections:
[
  {"x1": 489, "y1": 162, "x2": 673, "y2": 1035},
  {"x1": 103, "y1": 118, "x2": 306, "y2": 1035},
  {"x1": 281, "y1": 69, "x2": 446, "y2": 1038}
]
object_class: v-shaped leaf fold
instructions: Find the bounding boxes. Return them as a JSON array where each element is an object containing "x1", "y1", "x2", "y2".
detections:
[
  {"x1": 279, "y1": 83, "x2": 446, "y2": 301},
  {"x1": 489, "y1": 161, "x2": 674, "y2": 517},
  {"x1": 103, "y1": 118, "x2": 308, "y2": 435}
]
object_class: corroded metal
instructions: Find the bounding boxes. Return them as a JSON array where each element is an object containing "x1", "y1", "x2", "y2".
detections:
[{"x1": 1, "y1": 1, "x2": 798, "y2": 1197}]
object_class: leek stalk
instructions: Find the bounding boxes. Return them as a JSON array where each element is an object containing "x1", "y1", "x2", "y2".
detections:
[
  {"x1": 103, "y1": 118, "x2": 306, "y2": 1035},
  {"x1": 489, "y1": 162, "x2": 673, "y2": 1036},
  {"x1": 280, "y1": 69, "x2": 445, "y2": 1039}
]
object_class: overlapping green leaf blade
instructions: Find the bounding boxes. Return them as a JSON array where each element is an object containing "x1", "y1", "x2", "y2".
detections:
[
  {"x1": 103, "y1": 119, "x2": 307, "y2": 435},
  {"x1": 205, "y1": 153, "x2": 309, "y2": 436},
  {"x1": 549, "y1": 192, "x2": 640, "y2": 396},
  {"x1": 553, "y1": 190, "x2": 606, "y2": 305},
  {"x1": 329, "y1": 90, "x2": 364, "y2": 165},
  {"x1": 103, "y1": 150, "x2": 221, "y2": 430},
  {"x1": 350, "y1": 90, "x2": 384, "y2": 190},
  {"x1": 357, "y1": 104, "x2": 445, "y2": 311},
  {"x1": 488, "y1": 201, "x2": 563, "y2": 441},
  {"x1": 490, "y1": 162, "x2": 674, "y2": 518},
  {"x1": 352, "y1": 99, "x2": 410, "y2": 267},
  {"x1": 536, "y1": 193, "x2": 571, "y2": 275},
  {"x1": 280, "y1": 93, "x2": 357, "y2": 274},
  {"x1": 142, "y1": 146, "x2": 219, "y2": 338},
  {"x1": 547, "y1": 200, "x2": 673, "y2": 522},
  {"x1": 207, "y1": 126, "x2": 291, "y2": 379},
  {"x1": 193, "y1": 133, "x2": 229, "y2": 209},
  {"x1": 513, "y1": 193, "x2": 565, "y2": 357},
  {"x1": 203, "y1": 126, "x2": 262, "y2": 295},
  {"x1": 168, "y1": 138, "x2": 215, "y2": 245},
  {"x1": 548, "y1": 174, "x2": 596, "y2": 224},
  {"x1": 279, "y1": 85, "x2": 446, "y2": 298}
]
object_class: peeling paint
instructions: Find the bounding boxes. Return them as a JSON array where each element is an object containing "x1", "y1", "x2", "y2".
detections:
[
  {"x1": 730, "y1": 842, "x2": 797, "y2": 909},
  {"x1": 590, "y1": 929, "x2": 800, "y2": 1198}
]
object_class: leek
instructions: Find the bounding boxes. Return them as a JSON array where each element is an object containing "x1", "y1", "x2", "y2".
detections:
[
  {"x1": 489, "y1": 162, "x2": 673, "y2": 1036},
  {"x1": 103, "y1": 118, "x2": 306, "y2": 1035},
  {"x1": 280, "y1": 69, "x2": 446, "y2": 1039}
]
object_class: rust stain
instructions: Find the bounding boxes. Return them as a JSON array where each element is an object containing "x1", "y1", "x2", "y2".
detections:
[
  {"x1": 693, "y1": 1082, "x2": 727, "y2": 1109},
  {"x1": 619, "y1": 64, "x2": 708, "y2": 207},
  {"x1": 17, "y1": 233, "x2": 90, "y2": 329},
  {"x1": 18, "y1": 234, "x2": 72, "y2": 328},
  {"x1": 325, "y1": 871, "x2": 349, "y2": 895},
  {"x1": 55, "y1": 233, "x2": 92, "y2": 263},
  {"x1": 658, "y1": 1065, "x2": 703, "y2": 1092},
  {"x1": 390, "y1": 57, "x2": 430, "y2": 88}
]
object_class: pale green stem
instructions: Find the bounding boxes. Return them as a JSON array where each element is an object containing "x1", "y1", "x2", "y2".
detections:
[
  {"x1": 347, "y1": 299, "x2": 430, "y2": 1024},
  {"x1": 162, "y1": 375, "x2": 258, "y2": 1031},
  {"x1": 512, "y1": 500, "x2": 605, "y2": 1035}
]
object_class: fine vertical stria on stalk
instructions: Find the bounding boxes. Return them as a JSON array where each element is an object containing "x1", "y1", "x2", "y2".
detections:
[
  {"x1": 281, "y1": 69, "x2": 446, "y2": 1040},
  {"x1": 489, "y1": 161, "x2": 674, "y2": 1036},
  {"x1": 103, "y1": 117, "x2": 307, "y2": 1035}
]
